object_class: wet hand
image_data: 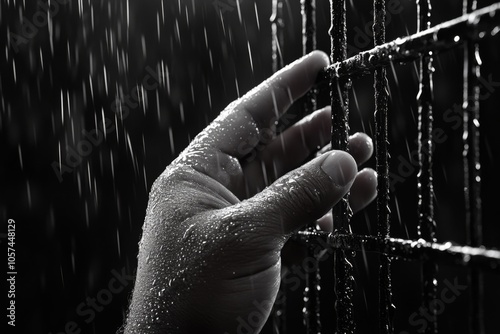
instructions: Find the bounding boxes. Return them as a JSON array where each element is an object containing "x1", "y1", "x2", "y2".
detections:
[{"x1": 125, "y1": 51, "x2": 377, "y2": 333}]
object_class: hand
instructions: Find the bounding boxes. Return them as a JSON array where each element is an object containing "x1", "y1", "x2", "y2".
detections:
[{"x1": 124, "y1": 51, "x2": 377, "y2": 333}]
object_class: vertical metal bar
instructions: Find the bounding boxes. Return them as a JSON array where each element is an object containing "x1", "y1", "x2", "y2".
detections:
[
  {"x1": 416, "y1": 1, "x2": 438, "y2": 333},
  {"x1": 463, "y1": 0, "x2": 484, "y2": 333},
  {"x1": 271, "y1": 0, "x2": 285, "y2": 73},
  {"x1": 373, "y1": 1, "x2": 394, "y2": 333},
  {"x1": 302, "y1": 0, "x2": 317, "y2": 115},
  {"x1": 329, "y1": 1, "x2": 355, "y2": 333},
  {"x1": 302, "y1": 0, "x2": 316, "y2": 56},
  {"x1": 271, "y1": 2, "x2": 286, "y2": 333},
  {"x1": 301, "y1": 1, "x2": 321, "y2": 333}
]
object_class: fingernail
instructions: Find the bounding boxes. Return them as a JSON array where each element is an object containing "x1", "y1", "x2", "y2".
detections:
[{"x1": 320, "y1": 151, "x2": 357, "y2": 187}]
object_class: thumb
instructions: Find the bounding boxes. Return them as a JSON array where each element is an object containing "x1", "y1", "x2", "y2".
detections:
[{"x1": 243, "y1": 150, "x2": 357, "y2": 236}]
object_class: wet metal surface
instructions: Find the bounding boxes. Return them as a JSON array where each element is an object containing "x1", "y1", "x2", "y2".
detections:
[
  {"x1": 301, "y1": 1, "x2": 322, "y2": 333},
  {"x1": 302, "y1": 0, "x2": 318, "y2": 117},
  {"x1": 271, "y1": 0, "x2": 285, "y2": 74},
  {"x1": 292, "y1": 1, "x2": 500, "y2": 333},
  {"x1": 416, "y1": 1, "x2": 438, "y2": 333},
  {"x1": 373, "y1": 1, "x2": 394, "y2": 332},
  {"x1": 320, "y1": 3, "x2": 500, "y2": 79},
  {"x1": 329, "y1": 1, "x2": 355, "y2": 333},
  {"x1": 294, "y1": 232, "x2": 500, "y2": 272}
]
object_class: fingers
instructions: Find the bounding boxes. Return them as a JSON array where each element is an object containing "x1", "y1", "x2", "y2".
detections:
[
  {"x1": 186, "y1": 51, "x2": 329, "y2": 160},
  {"x1": 349, "y1": 168, "x2": 377, "y2": 213},
  {"x1": 246, "y1": 127, "x2": 373, "y2": 193},
  {"x1": 317, "y1": 132, "x2": 373, "y2": 167},
  {"x1": 316, "y1": 211, "x2": 333, "y2": 232},
  {"x1": 173, "y1": 51, "x2": 329, "y2": 188},
  {"x1": 234, "y1": 50, "x2": 330, "y2": 133},
  {"x1": 265, "y1": 127, "x2": 373, "y2": 178},
  {"x1": 240, "y1": 106, "x2": 331, "y2": 195},
  {"x1": 239, "y1": 150, "x2": 357, "y2": 236},
  {"x1": 256, "y1": 106, "x2": 331, "y2": 177},
  {"x1": 348, "y1": 133, "x2": 374, "y2": 166}
]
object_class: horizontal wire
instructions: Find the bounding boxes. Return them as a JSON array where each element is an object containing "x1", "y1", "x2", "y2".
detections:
[
  {"x1": 293, "y1": 231, "x2": 500, "y2": 272},
  {"x1": 313, "y1": 2, "x2": 500, "y2": 81}
]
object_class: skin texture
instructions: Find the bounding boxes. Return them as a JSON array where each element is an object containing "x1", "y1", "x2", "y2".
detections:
[{"x1": 124, "y1": 51, "x2": 377, "y2": 334}]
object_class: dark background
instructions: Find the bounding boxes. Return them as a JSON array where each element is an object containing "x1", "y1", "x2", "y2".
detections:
[{"x1": 1, "y1": 0, "x2": 499, "y2": 333}]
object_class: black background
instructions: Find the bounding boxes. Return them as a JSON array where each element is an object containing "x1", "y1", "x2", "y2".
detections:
[{"x1": 1, "y1": 0, "x2": 499, "y2": 333}]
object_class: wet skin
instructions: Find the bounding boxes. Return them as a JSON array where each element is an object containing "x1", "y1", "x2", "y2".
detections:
[{"x1": 125, "y1": 51, "x2": 377, "y2": 333}]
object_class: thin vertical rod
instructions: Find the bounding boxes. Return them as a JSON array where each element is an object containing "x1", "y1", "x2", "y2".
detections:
[
  {"x1": 329, "y1": 1, "x2": 355, "y2": 333},
  {"x1": 463, "y1": 0, "x2": 484, "y2": 333},
  {"x1": 302, "y1": 0, "x2": 317, "y2": 115},
  {"x1": 271, "y1": 0, "x2": 285, "y2": 73},
  {"x1": 271, "y1": 2, "x2": 286, "y2": 333},
  {"x1": 416, "y1": 1, "x2": 438, "y2": 333},
  {"x1": 373, "y1": 1, "x2": 393, "y2": 333},
  {"x1": 302, "y1": 0, "x2": 316, "y2": 55},
  {"x1": 301, "y1": 1, "x2": 321, "y2": 333}
]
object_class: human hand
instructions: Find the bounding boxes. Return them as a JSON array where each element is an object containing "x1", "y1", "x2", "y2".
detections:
[{"x1": 124, "y1": 51, "x2": 377, "y2": 333}]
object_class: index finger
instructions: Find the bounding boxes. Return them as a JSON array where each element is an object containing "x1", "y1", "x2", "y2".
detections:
[
  {"x1": 235, "y1": 50, "x2": 329, "y2": 129},
  {"x1": 195, "y1": 51, "x2": 330, "y2": 158}
]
